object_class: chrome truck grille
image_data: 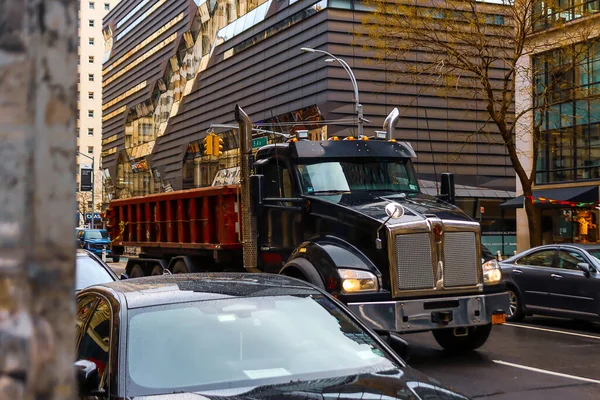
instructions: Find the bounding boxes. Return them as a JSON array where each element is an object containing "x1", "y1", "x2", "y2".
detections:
[
  {"x1": 395, "y1": 233, "x2": 434, "y2": 290},
  {"x1": 443, "y1": 231, "x2": 478, "y2": 287},
  {"x1": 393, "y1": 230, "x2": 479, "y2": 293}
]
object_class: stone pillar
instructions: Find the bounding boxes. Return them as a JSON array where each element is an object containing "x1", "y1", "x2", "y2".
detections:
[{"x1": 0, "y1": 1, "x2": 77, "y2": 399}]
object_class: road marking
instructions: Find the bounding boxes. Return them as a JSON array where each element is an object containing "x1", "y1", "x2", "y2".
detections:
[
  {"x1": 504, "y1": 323, "x2": 600, "y2": 340},
  {"x1": 493, "y1": 360, "x2": 600, "y2": 385}
]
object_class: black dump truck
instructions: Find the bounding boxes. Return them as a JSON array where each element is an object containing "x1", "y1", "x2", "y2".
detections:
[{"x1": 109, "y1": 105, "x2": 509, "y2": 352}]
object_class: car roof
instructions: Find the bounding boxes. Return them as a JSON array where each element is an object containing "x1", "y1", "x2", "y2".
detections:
[{"x1": 88, "y1": 273, "x2": 320, "y2": 309}]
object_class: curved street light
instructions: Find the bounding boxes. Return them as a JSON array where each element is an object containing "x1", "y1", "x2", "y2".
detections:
[{"x1": 300, "y1": 47, "x2": 365, "y2": 137}]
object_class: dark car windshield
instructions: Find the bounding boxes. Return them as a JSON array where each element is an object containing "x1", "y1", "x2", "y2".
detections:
[
  {"x1": 297, "y1": 159, "x2": 419, "y2": 194},
  {"x1": 126, "y1": 294, "x2": 401, "y2": 396},
  {"x1": 75, "y1": 256, "x2": 115, "y2": 291},
  {"x1": 85, "y1": 230, "x2": 108, "y2": 240}
]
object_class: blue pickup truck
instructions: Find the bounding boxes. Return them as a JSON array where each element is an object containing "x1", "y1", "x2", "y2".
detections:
[{"x1": 76, "y1": 228, "x2": 120, "y2": 262}]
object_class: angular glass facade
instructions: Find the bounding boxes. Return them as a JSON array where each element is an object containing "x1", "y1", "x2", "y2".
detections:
[{"x1": 534, "y1": 41, "x2": 600, "y2": 183}]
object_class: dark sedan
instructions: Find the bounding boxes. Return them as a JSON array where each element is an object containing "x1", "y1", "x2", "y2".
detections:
[
  {"x1": 75, "y1": 249, "x2": 118, "y2": 291},
  {"x1": 500, "y1": 244, "x2": 600, "y2": 322},
  {"x1": 75, "y1": 274, "x2": 469, "y2": 399}
]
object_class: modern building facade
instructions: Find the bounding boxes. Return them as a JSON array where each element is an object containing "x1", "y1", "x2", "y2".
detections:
[
  {"x1": 77, "y1": 0, "x2": 120, "y2": 227},
  {"x1": 101, "y1": 0, "x2": 517, "y2": 252},
  {"x1": 512, "y1": 1, "x2": 600, "y2": 249}
]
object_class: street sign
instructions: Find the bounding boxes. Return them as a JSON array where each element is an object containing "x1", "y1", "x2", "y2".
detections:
[
  {"x1": 251, "y1": 136, "x2": 268, "y2": 149},
  {"x1": 80, "y1": 168, "x2": 93, "y2": 191}
]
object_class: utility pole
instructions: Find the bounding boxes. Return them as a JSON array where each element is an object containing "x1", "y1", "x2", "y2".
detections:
[{"x1": 0, "y1": 1, "x2": 77, "y2": 399}]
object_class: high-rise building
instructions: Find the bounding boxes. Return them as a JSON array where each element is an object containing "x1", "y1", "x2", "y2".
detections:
[
  {"x1": 511, "y1": 1, "x2": 600, "y2": 248},
  {"x1": 77, "y1": 0, "x2": 119, "y2": 227}
]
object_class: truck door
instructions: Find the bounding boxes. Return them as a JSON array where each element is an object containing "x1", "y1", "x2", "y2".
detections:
[{"x1": 257, "y1": 158, "x2": 303, "y2": 270}]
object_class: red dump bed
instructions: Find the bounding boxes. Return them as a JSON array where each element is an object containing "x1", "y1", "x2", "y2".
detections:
[{"x1": 107, "y1": 185, "x2": 242, "y2": 251}]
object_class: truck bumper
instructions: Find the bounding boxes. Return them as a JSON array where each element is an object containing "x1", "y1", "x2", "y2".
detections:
[{"x1": 347, "y1": 291, "x2": 509, "y2": 333}]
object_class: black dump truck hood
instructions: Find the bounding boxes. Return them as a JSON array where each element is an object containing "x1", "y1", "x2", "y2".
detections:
[{"x1": 305, "y1": 191, "x2": 473, "y2": 224}]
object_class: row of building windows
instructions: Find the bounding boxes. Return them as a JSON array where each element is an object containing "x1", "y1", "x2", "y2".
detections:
[
  {"x1": 534, "y1": 0, "x2": 600, "y2": 31},
  {"x1": 89, "y1": 2, "x2": 110, "y2": 10},
  {"x1": 534, "y1": 39, "x2": 600, "y2": 184}
]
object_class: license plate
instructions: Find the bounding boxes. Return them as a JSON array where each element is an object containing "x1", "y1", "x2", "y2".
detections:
[{"x1": 492, "y1": 313, "x2": 506, "y2": 325}]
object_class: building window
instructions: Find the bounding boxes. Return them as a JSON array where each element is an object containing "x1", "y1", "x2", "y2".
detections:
[
  {"x1": 88, "y1": 110, "x2": 94, "y2": 118},
  {"x1": 88, "y1": 56, "x2": 94, "y2": 63},
  {"x1": 89, "y1": 38, "x2": 94, "y2": 45},
  {"x1": 89, "y1": 20, "x2": 95, "y2": 27},
  {"x1": 104, "y1": 3, "x2": 110, "y2": 10},
  {"x1": 533, "y1": 0, "x2": 600, "y2": 31},
  {"x1": 88, "y1": 128, "x2": 94, "y2": 136},
  {"x1": 89, "y1": 1, "x2": 95, "y2": 9},
  {"x1": 534, "y1": 40, "x2": 600, "y2": 184},
  {"x1": 88, "y1": 73, "x2": 94, "y2": 81},
  {"x1": 77, "y1": 128, "x2": 80, "y2": 137},
  {"x1": 88, "y1": 92, "x2": 94, "y2": 99},
  {"x1": 88, "y1": 146, "x2": 94, "y2": 154}
]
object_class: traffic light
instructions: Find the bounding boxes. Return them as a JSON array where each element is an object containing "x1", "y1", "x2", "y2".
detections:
[
  {"x1": 213, "y1": 135, "x2": 224, "y2": 156},
  {"x1": 203, "y1": 134, "x2": 213, "y2": 155}
]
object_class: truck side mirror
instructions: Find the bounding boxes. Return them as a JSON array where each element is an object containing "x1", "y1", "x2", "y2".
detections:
[
  {"x1": 439, "y1": 172, "x2": 456, "y2": 204},
  {"x1": 250, "y1": 174, "x2": 265, "y2": 217}
]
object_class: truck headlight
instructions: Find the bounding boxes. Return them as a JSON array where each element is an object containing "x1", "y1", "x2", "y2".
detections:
[
  {"x1": 482, "y1": 259, "x2": 502, "y2": 284},
  {"x1": 338, "y1": 269, "x2": 379, "y2": 293}
]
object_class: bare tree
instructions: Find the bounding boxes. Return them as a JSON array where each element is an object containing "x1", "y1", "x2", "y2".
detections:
[
  {"x1": 362, "y1": 0, "x2": 597, "y2": 247},
  {"x1": 0, "y1": 0, "x2": 77, "y2": 399}
]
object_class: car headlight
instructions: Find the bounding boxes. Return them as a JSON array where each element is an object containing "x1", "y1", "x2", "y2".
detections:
[
  {"x1": 338, "y1": 269, "x2": 379, "y2": 293},
  {"x1": 482, "y1": 259, "x2": 502, "y2": 284}
]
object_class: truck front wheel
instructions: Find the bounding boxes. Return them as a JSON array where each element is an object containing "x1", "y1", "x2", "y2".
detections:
[{"x1": 431, "y1": 324, "x2": 492, "y2": 353}]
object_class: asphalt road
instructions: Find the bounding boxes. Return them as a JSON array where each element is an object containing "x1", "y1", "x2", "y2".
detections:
[
  {"x1": 406, "y1": 317, "x2": 600, "y2": 399},
  {"x1": 107, "y1": 262, "x2": 599, "y2": 398}
]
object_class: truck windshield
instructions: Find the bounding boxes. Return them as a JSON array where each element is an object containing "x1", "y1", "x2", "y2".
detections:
[
  {"x1": 297, "y1": 159, "x2": 418, "y2": 194},
  {"x1": 85, "y1": 230, "x2": 108, "y2": 239}
]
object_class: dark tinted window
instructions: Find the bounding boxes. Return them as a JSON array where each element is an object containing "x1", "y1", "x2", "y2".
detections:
[
  {"x1": 517, "y1": 249, "x2": 556, "y2": 267},
  {"x1": 75, "y1": 256, "x2": 115, "y2": 291},
  {"x1": 262, "y1": 161, "x2": 293, "y2": 198},
  {"x1": 558, "y1": 250, "x2": 586, "y2": 270}
]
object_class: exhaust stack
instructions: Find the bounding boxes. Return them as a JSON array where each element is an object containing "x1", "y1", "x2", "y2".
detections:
[
  {"x1": 235, "y1": 105, "x2": 259, "y2": 272},
  {"x1": 383, "y1": 108, "x2": 400, "y2": 141}
]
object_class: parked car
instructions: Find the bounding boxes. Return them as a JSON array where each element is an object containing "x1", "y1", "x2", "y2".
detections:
[
  {"x1": 74, "y1": 274, "x2": 469, "y2": 399},
  {"x1": 76, "y1": 228, "x2": 120, "y2": 262},
  {"x1": 75, "y1": 249, "x2": 118, "y2": 291},
  {"x1": 500, "y1": 244, "x2": 600, "y2": 322}
]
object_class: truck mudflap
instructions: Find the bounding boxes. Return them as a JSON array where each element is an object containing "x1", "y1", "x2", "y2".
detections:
[{"x1": 347, "y1": 292, "x2": 509, "y2": 333}]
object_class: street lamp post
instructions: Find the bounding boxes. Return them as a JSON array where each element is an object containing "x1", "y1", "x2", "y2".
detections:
[
  {"x1": 300, "y1": 47, "x2": 364, "y2": 137},
  {"x1": 78, "y1": 152, "x2": 95, "y2": 228}
]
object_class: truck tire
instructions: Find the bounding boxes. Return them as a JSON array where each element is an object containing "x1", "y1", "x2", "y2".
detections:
[
  {"x1": 150, "y1": 265, "x2": 164, "y2": 276},
  {"x1": 431, "y1": 324, "x2": 492, "y2": 353},
  {"x1": 172, "y1": 260, "x2": 194, "y2": 274},
  {"x1": 506, "y1": 288, "x2": 524, "y2": 322},
  {"x1": 280, "y1": 259, "x2": 325, "y2": 289},
  {"x1": 129, "y1": 264, "x2": 145, "y2": 278}
]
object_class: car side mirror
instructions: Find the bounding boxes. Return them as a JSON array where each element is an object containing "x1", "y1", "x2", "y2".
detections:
[
  {"x1": 74, "y1": 360, "x2": 102, "y2": 396},
  {"x1": 120, "y1": 272, "x2": 128, "y2": 280},
  {"x1": 381, "y1": 332, "x2": 410, "y2": 361},
  {"x1": 577, "y1": 262, "x2": 591, "y2": 276}
]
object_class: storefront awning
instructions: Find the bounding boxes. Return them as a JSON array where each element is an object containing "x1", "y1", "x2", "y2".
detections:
[{"x1": 500, "y1": 185, "x2": 599, "y2": 209}]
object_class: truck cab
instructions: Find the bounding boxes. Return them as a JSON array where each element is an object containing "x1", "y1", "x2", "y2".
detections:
[
  {"x1": 76, "y1": 229, "x2": 119, "y2": 263},
  {"x1": 233, "y1": 105, "x2": 508, "y2": 352}
]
